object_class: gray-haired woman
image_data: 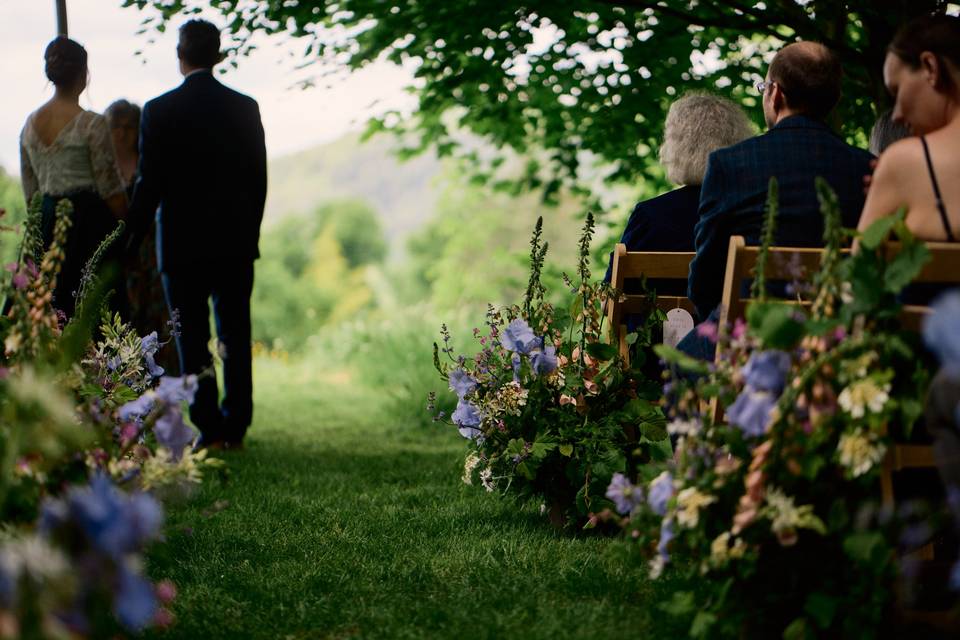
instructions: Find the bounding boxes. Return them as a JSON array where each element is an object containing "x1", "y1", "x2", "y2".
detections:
[{"x1": 604, "y1": 92, "x2": 755, "y2": 287}]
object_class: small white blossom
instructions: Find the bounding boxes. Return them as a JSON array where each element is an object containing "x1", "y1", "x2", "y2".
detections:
[
  {"x1": 479, "y1": 468, "x2": 495, "y2": 492},
  {"x1": 838, "y1": 379, "x2": 891, "y2": 419},
  {"x1": 667, "y1": 418, "x2": 701, "y2": 438},
  {"x1": 649, "y1": 554, "x2": 666, "y2": 579},
  {"x1": 837, "y1": 429, "x2": 887, "y2": 478},
  {"x1": 462, "y1": 453, "x2": 481, "y2": 485},
  {"x1": 675, "y1": 487, "x2": 716, "y2": 529}
]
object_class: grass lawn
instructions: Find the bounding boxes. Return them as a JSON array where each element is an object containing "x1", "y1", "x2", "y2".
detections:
[{"x1": 146, "y1": 357, "x2": 685, "y2": 639}]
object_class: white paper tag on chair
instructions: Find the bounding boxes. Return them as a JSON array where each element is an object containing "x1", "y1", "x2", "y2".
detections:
[{"x1": 663, "y1": 308, "x2": 695, "y2": 348}]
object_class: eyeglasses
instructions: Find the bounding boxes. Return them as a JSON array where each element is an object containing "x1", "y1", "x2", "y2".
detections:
[{"x1": 755, "y1": 80, "x2": 787, "y2": 95}]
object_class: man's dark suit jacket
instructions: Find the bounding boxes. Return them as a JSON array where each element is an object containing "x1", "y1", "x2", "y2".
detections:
[
  {"x1": 688, "y1": 115, "x2": 873, "y2": 319},
  {"x1": 130, "y1": 70, "x2": 267, "y2": 272}
]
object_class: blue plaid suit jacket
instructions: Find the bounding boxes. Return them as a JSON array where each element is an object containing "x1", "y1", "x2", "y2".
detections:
[{"x1": 687, "y1": 115, "x2": 873, "y2": 319}]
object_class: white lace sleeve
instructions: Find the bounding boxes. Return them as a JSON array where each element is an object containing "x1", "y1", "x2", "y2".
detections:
[
  {"x1": 87, "y1": 114, "x2": 126, "y2": 201},
  {"x1": 19, "y1": 128, "x2": 38, "y2": 204}
]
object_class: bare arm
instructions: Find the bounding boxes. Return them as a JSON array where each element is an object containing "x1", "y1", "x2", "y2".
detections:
[{"x1": 854, "y1": 144, "x2": 909, "y2": 251}]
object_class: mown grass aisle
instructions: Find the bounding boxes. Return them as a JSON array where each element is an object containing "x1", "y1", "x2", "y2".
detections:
[{"x1": 145, "y1": 357, "x2": 681, "y2": 639}]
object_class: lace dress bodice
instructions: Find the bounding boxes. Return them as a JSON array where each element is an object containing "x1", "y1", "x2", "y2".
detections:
[{"x1": 19, "y1": 110, "x2": 125, "y2": 203}]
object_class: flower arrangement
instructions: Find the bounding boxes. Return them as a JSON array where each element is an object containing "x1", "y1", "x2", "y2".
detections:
[
  {"x1": 0, "y1": 196, "x2": 220, "y2": 635},
  {"x1": 606, "y1": 180, "x2": 937, "y2": 638},
  {"x1": 432, "y1": 215, "x2": 670, "y2": 527}
]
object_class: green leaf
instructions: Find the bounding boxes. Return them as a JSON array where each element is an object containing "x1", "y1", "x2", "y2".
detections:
[
  {"x1": 585, "y1": 342, "x2": 618, "y2": 361},
  {"x1": 883, "y1": 241, "x2": 931, "y2": 294},
  {"x1": 640, "y1": 421, "x2": 668, "y2": 442},
  {"x1": 515, "y1": 461, "x2": 533, "y2": 480},
  {"x1": 782, "y1": 617, "x2": 810, "y2": 640},
  {"x1": 625, "y1": 332, "x2": 639, "y2": 345},
  {"x1": 690, "y1": 611, "x2": 717, "y2": 638},
  {"x1": 558, "y1": 443, "x2": 573, "y2": 457},
  {"x1": 859, "y1": 210, "x2": 903, "y2": 250},
  {"x1": 804, "y1": 592, "x2": 838, "y2": 629},
  {"x1": 748, "y1": 302, "x2": 805, "y2": 350},
  {"x1": 843, "y1": 531, "x2": 889, "y2": 566},
  {"x1": 659, "y1": 591, "x2": 696, "y2": 617},
  {"x1": 653, "y1": 344, "x2": 710, "y2": 375}
]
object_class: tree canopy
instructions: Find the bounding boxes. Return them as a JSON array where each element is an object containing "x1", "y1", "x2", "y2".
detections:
[{"x1": 124, "y1": 1, "x2": 951, "y2": 201}]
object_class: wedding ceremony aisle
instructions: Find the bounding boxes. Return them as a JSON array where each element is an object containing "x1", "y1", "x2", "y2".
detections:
[{"x1": 144, "y1": 357, "x2": 684, "y2": 639}]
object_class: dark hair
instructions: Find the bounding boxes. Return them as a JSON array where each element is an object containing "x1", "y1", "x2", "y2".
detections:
[
  {"x1": 105, "y1": 99, "x2": 142, "y2": 153},
  {"x1": 44, "y1": 36, "x2": 87, "y2": 88},
  {"x1": 869, "y1": 109, "x2": 911, "y2": 155},
  {"x1": 889, "y1": 14, "x2": 960, "y2": 93},
  {"x1": 177, "y1": 19, "x2": 221, "y2": 69},
  {"x1": 768, "y1": 41, "x2": 842, "y2": 120}
]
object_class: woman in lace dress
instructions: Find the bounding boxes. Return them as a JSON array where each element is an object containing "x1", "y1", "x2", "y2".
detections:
[{"x1": 19, "y1": 36, "x2": 127, "y2": 318}]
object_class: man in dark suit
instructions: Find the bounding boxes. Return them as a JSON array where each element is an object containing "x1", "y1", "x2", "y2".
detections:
[
  {"x1": 129, "y1": 19, "x2": 267, "y2": 449},
  {"x1": 687, "y1": 41, "x2": 873, "y2": 320}
]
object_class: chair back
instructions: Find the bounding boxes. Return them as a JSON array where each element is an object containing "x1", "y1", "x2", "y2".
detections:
[
  {"x1": 607, "y1": 243, "x2": 696, "y2": 363},
  {"x1": 717, "y1": 236, "x2": 837, "y2": 329}
]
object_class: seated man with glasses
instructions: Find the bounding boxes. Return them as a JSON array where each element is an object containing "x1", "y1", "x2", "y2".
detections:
[{"x1": 685, "y1": 41, "x2": 874, "y2": 324}]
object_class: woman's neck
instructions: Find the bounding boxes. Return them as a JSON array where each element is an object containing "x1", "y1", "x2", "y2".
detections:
[
  {"x1": 115, "y1": 149, "x2": 138, "y2": 185},
  {"x1": 52, "y1": 86, "x2": 81, "y2": 104}
]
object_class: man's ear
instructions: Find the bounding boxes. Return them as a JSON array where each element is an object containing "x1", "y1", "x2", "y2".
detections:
[{"x1": 771, "y1": 83, "x2": 787, "y2": 113}]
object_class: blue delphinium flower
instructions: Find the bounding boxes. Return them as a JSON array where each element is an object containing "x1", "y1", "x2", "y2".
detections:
[
  {"x1": 118, "y1": 394, "x2": 155, "y2": 423},
  {"x1": 923, "y1": 290, "x2": 960, "y2": 375},
  {"x1": 648, "y1": 471, "x2": 673, "y2": 517},
  {"x1": 155, "y1": 375, "x2": 198, "y2": 405},
  {"x1": 452, "y1": 400, "x2": 483, "y2": 439},
  {"x1": 530, "y1": 344, "x2": 558, "y2": 376},
  {"x1": 501, "y1": 318, "x2": 537, "y2": 353},
  {"x1": 448, "y1": 369, "x2": 478, "y2": 399},
  {"x1": 606, "y1": 472, "x2": 644, "y2": 515},
  {"x1": 46, "y1": 475, "x2": 163, "y2": 559},
  {"x1": 658, "y1": 517, "x2": 674, "y2": 559},
  {"x1": 511, "y1": 352, "x2": 522, "y2": 383},
  {"x1": 140, "y1": 332, "x2": 165, "y2": 379},
  {"x1": 741, "y1": 350, "x2": 791, "y2": 395},
  {"x1": 115, "y1": 565, "x2": 158, "y2": 631},
  {"x1": 154, "y1": 407, "x2": 197, "y2": 460},
  {"x1": 727, "y1": 389, "x2": 778, "y2": 438}
]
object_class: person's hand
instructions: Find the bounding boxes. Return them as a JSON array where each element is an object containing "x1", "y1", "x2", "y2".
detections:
[{"x1": 862, "y1": 158, "x2": 879, "y2": 197}]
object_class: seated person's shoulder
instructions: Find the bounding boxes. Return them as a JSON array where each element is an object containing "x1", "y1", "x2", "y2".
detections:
[{"x1": 874, "y1": 137, "x2": 923, "y2": 177}]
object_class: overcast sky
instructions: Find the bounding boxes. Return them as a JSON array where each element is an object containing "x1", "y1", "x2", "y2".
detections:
[{"x1": 0, "y1": 0, "x2": 417, "y2": 174}]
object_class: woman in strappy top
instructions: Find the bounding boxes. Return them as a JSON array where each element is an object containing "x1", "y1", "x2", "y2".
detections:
[
  {"x1": 19, "y1": 36, "x2": 127, "y2": 318},
  {"x1": 858, "y1": 14, "x2": 960, "y2": 244}
]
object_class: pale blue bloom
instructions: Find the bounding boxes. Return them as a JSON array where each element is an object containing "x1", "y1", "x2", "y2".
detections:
[
  {"x1": 452, "y1": 399, "x2": 483, "y2": 439},
  {"x1": 658, "y1": 517, "x2": 674, "y2": 560},
  {"x1": 741, "y1": 350, "x2": 791, "y2": 395},
  {"x1": 156, "y1": 375, "x2": 198, "y2": 405},
  {"x1": 115, "y1": 565, "x2": 158, "y2": 631},
  {"x1": 448, "y1": 369, "x2": 478, "y2": 399},
  {"x1": 606, "y1": 472, "x2": 644, "y2": 515},
  {"x1": 511, "y1": 352, "x2": 522, "y2": 383},
  {"x1": 924, "y1": 290, "x2": 960, "y2": 375},
  {"x1": 530, "y1": 344, "x2": 558, "y2": 376},
  {"x1": 727, "y1": 389, "x2": 778, "y2": 437},
  {"x1": 140, "y1": 332, "x2": 165, "y2": 379},
  {"x1": 118, "y1": 394, "x2": 155, "y2": 423},
  {"x1": 154, "y1": 407, "x2": 197, "y2": 460},
  {"x1": 501, "y1": 318, "x2": 537, "y2": 353},
  {"x1": 648, "y1": 471, "x2": 673, "y2": 517}
]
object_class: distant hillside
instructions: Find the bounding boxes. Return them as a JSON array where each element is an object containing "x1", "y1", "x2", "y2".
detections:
[{"x1": 265, "y1": 132, "x2": 446, "y2": 258}]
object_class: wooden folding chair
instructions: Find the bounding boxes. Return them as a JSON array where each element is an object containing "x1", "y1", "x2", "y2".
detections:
[
  {"x1": 878, "y1": 241, "x2": 960, "y2": 510},
  {"x1": 606, "y1": 243, "x2": 696, "y2": 365}
]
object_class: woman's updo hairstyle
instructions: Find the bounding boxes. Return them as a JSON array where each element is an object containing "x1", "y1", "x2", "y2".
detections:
[
  {"x1": 44, "y1": 36, "x2": 88, "y2": 89},
  {"x1": 889, "y1": 13, "x2": 960, "y2": 93}
]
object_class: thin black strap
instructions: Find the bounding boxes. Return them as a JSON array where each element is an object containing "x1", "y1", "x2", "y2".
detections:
[{"x1": 920, "y1": 136, "x2": 955, "y2": 242}]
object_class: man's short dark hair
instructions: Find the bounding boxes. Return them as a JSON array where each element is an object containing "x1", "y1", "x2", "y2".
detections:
[
  {"x1": 768, "y1": 41, "x2": 842, "y2": 120},
  {"x1": 177, "y1": 19, "x2": 221, "y2": 69}
]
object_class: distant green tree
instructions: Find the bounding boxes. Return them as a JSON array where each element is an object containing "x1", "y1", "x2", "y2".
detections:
[
  {"x1": 313, "y1": 200, "x2": 388, "y2": 269},
  {"x1": 125, "y1": 1, "x2": 950, "y2": 201},
  {"x1": 0, "y1": 168, "x2": 27, "y2": 266}
]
